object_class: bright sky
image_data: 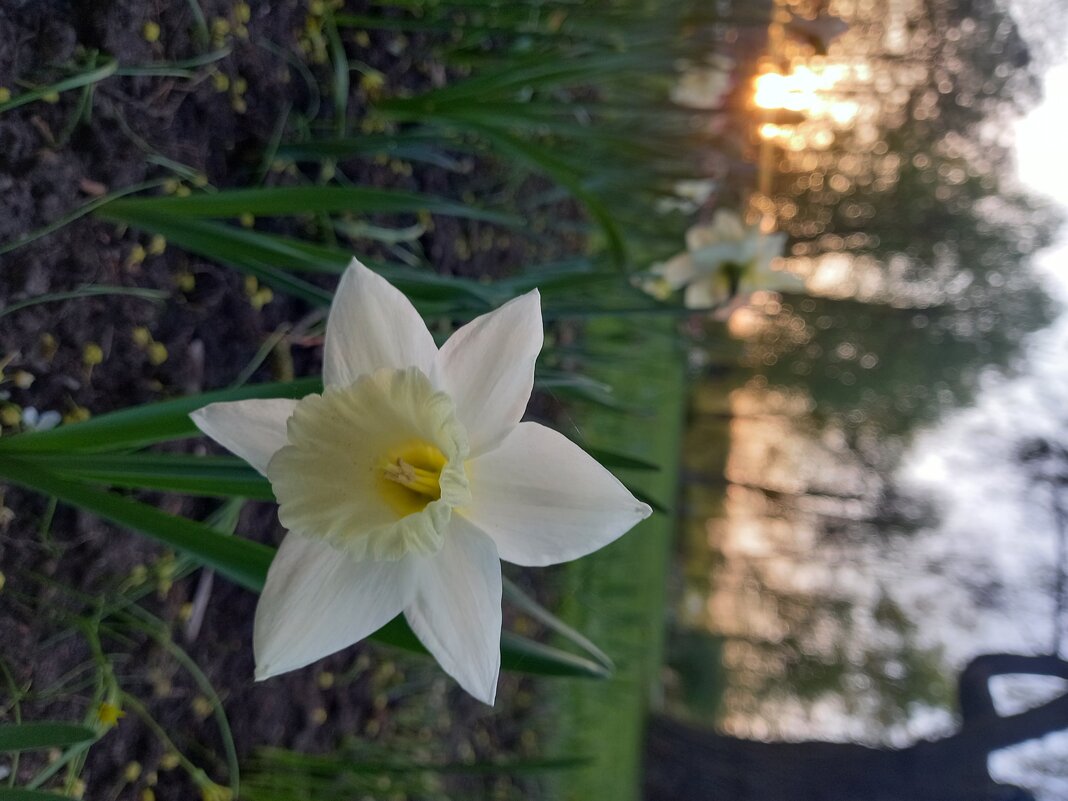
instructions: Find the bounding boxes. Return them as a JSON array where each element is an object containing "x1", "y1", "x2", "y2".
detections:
[
  {"x1": 1016, "y1": 64, "x2": 1068, "y2": 202},
  {"x1": 1015, "y1": 61, "x2": 1068, "y2": 297}
]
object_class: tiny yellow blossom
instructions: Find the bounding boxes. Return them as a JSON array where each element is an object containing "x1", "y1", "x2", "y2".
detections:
[
  {"x1": 162, "y1": 179, "x2": 179, "y2": 194},
  {"x1": 235, "y1": 2, "x2": 252, "y2": 23},
  {"x1": 250, "y1": 288, "x2": 273, "y2": 310},
  {"x1": 124, "y1": 762, "x2": 143, "y2": 782},
  {"x1": 198, "y1": 781, "x2": 233, "y2": 801},
  {"x1": 244, "y1": 275, "x2": 259, "y2": 295},
  {"x1": 42, "y1": 91, "x2": 60, "y2": 104},
  {"x1": 2, "y1": 405, "x2": 22, "y2": 427},
  {"x1": 175, "y1": 184, "x2": 192, "y2": 197},
  {"x1": 232, "y1": 77, "x2": 248, "y2": 95},
  {"x1": 160, "y1": 752, "x2": 181, "y2": 770},
  {"x1": 82, "y1": 343, "x2": 104, "y2": 367},
  {"x1": 126, "y1": 244, "x2": 147, "y2": 268},
  {"x1": 310, "y1": 707, "x2": 328, "y2": 725},
  {"x1": 96, "y1": 701, "x2": 125, "y2": 727},
  {"x1": 231, "y1": 96, "x2": 247, "y2": 114},
  {"x1": 354, "y1": 30, "x2": 370, "y2": 47},
  {"x1": 192, "y1": 173, "x2": 209, "y2": 188},
  {"x1": 211, "y1": 72, "x2": 230, "y2": 93},
  {"x1": 69, "y1": 778, "x2": 87, "y2": 798},
  {"x1": 143, "y1": 21, "x2": 161, "y2": 43},
  {"x1": 0, "y1": 87, "x2": 11, "y2": 103},
  {"x1": 316, "y1": 671, "x2": 335, "y2": 689},
  {"x1": 147, "y1": 342, "x2": 168, "y2": 366},
  {"x1": 191, "y1": 695, "x2": 213, "y2": 720},
  {"x1": 210, "y1": 17, "x2": 230, "y2": 38},
  {"x1": 147, "y1": 234, "x2": 167, "y2": 255},
  {"x1": 132, "y1": 327, "x2": 152, "y2": 347},
  {"x1": 176, "y1": 271, "x2": 196, "y2": 292},
  {"x1": 64, "y1": 406, "x2": 91, "y2": 424},
  {"x1": 13, "y1": 370, "x2": 34, "y2": 389},
  {"x1": 239, "y1": 213, "x2": 255, "y2": 228},
  {"x1": 39, "y1": 332, "x2": 58, "y2": 361},
  {"x1": 0, "y1": 570, "x2": 6, "y2": 592},
  {"x1": 140, "y1": 790, "x2": 155, "y2": 801}
]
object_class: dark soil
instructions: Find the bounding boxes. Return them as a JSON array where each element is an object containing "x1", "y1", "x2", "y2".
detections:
[{"x1": 0, "y1": 2, "x2": 570, "y2": 799}]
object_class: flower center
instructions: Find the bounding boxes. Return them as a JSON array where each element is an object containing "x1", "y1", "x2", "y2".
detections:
[
  {"x1": 267, "y1": 367, "x2": 470, "y2": 561},
  {"x1": 377, "y1": 441, "x2": 448, "y2": 517}
]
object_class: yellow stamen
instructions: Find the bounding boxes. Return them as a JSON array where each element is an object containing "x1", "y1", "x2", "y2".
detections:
[
  {"x1": 377, "y1": 442, "x2": 447, "y2": 518},
  {"x1": 381, "y1": 458, "x2": 441, "y2": 498}
]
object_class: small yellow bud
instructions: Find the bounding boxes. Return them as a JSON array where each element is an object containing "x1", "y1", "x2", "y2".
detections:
[
  {"x1": 178, "y1": 602, "x2": 194, "y2": 622},
  {"x1": 160, "y1": 752, "x2": 181, "y2": 771},
  {"x1": 231, "y1": 96, "x2": 247, "y2": 114},
  {"x1": 162, "y1": 178, "x2": 179, "y2": 194},
  {"x1": 147, "y1": 234, "x2": 167, "y2": 255},
  {"x1": 147, "y1": 342, "x2": 168, "y2": 366},
  {"x1": 0, "y1": 405, "x2": 20, "y2": 427},
  {"x1": 232, "y1": 77, "x2": 248, "y2": 95},
  {"x1": 124, "y1": 761, "x2": 143, "y2": 782},
  {"x1": 191, "y1": 695, "x2": 213, "y2": 720},
  {"x1": 140, "y1": 790, "x2": 155, "y2": 801},
  {"x1": 69, "y1": 778, "x2": 87, "y2": 798},
  {"x1": 234, "y1": 23, "x2": 249, "y2": 39},
  {"x1": 239, "y1": 212, "x2": 255, "y2": 228},
  {"x1": 316, "y1": 671, "x2": 335, "y2": 689},
  {"x1": 175, "y1": 184, "x2": 192, "y2": 197},
  {"x1": 126, "y1": 243, "x2": 147, "y2": 268},
  {"x1": 96, "y1": 701, "x2": 125, "y2": 728},
  {"x1": 145, "y1": 771, "x2": 158, "y2": 786},
  {"x1": 250, "y1": 288, "x2": 273, "y2": 310},
  {"x1": 0, "y1": 87, "x2": 11, "y2": 103},
  {"x1": 42, "y1": 91, "x2": 60, "y2": 104},
  {"x1": 82, "y1": 343, "x2": 104, "y2": 367},
  {"x1": 176, "y1": 271, "x2": 196, "y2": 292},
  {"x1": 354, "y1": 31, "x2": 370, "y2": 47},
  {"x1": 130, "y1": 564, "x2": 149, "y2": 585},
  {"x1": 39, "y1": 332, "x2": 58, "y2": 360},
  {"x1": 244, "y1": 275, "x2": 259, "y2": 295},
  {"x1": 0, "y1": 571, "x2": 6, "y2": 592},
  {"x1": 12, "y1": 370, "x2": 34, "y2": 389},
  {"x1": 309, "y1": 0, "x2": 325, "y2": 15},
  {"x1": 310, "y1": 707, "x2": 328, "y2": 725},
  {"x1": 199, "y1": 781, "x2": 233, "y2": 801},
  {"x1": 132, "y1": 326, "x2": 152, "y2": 347},
  {"x1": 192, "y1": 173, "x2": 209, "y2": 188},
  {"x1": 211, "y1": 72, "x2": 230, "y2": 93},
  {"x1": 143, "y1": 21, "x2": 161, "y2": 43},
  {"x1": 64, "y1": 406, "x2": 91, "y2": 424},
  {"x1": 211, "y1": 18, "x2": 231, "y2": 37},
  {"x1": 235, "y1": 2, "x2": 252, "y2": 23}
]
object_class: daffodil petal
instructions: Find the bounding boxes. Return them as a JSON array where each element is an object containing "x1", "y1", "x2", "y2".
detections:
[
  {"x1": 405, "y1": 517, "x2": 502, "y2": 704},
  {"x1": 684, "y1": 277, "x2": 726, "y2": 309},
  {"x1": 190, "y1": 398, "x2": 297, "y2": 476},
  {"x1": 323, "y1": 259, "x2": 437, "y2": 388},
  {"x1": 655, "y1": 252, "x2": 697, "y2": 289},
  {"x1": 462, "y1": 422, "x2": 652, "y2": 567},
  {"x1": 433, "y1": 290, "x2": 542, "y2": 456},
  {"x1": 254, "y1": 533, "x2": 416, "y2": 679}
]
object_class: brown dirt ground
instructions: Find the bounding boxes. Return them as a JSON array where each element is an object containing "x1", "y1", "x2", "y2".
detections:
[{"x1": 0, "y1": 2, "x2": 575, "y2": 799}]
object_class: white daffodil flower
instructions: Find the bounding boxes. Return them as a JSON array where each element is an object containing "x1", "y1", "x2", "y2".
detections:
[
  {"x1": 670, "y1": 55, "x2": 734, "y2": 110},
  {"x1": 646, "y1": 209, "x2": 797, "y2": 309},
  {"x1": 190, "y1": 260, "x2": 651, "y2": 704}
]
